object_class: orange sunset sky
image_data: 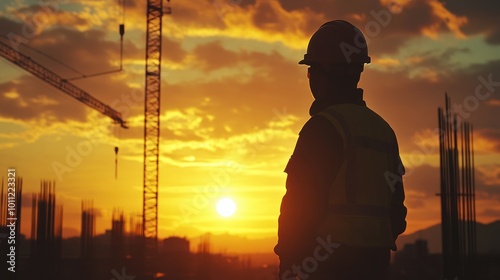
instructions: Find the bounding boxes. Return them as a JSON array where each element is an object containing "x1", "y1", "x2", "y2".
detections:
[{"x1": 0, "y1": 0, "x2": 499, "y2": 254}]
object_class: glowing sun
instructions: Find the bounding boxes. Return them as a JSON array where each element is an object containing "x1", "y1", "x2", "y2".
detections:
[{"x1": 216, "y1": 197, "x2": 237, "y2": 217}]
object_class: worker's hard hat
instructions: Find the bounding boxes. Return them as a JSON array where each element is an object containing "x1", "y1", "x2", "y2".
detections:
[{"x1": 299, "y1": 20, "x2": 371, "y2": 66}]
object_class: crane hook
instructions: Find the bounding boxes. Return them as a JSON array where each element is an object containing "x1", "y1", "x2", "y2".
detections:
[{"x1": 114, "y1": 146, "x2": 119, "y2": 179}]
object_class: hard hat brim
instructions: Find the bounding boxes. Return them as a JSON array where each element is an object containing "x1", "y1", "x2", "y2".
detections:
[
  {"x1": 298, "y1": 54, "x2": 313, "y2": 65},
  {"x1": 298, "y1": 59, "x2": 309, "y2": 65}
]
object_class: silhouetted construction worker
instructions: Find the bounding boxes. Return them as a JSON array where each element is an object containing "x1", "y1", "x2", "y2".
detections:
[{"x1": 275, "y1": 20, "x2": 407, "y2": 280}]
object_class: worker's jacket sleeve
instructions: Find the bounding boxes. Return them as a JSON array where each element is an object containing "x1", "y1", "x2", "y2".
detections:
[
  {"x1": 274, "y1": 115, "x2": 343, "y2": 267},
  {"x1": 389, "y1": 150, "x2": 407, "y2": 248}
]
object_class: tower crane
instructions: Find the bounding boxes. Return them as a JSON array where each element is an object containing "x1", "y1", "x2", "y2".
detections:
[
  {"x1": 0, "y1": 40, "x2": 127, "y2": 128},
  {"x1": 142, "y1": 0, "x2": 171, "y2": 261},
  {"x1": 2, "y1": 0, "x2": 171, "y2": 272}
]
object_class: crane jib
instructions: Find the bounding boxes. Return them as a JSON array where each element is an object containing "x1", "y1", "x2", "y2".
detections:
[{"x1": 0, "y1": 40, "x2": 127, "y2": 128}]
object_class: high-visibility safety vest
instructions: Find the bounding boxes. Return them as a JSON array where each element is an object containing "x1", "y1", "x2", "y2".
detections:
[{"x1": 316, "y1": 103, "x2": 400, "y2": 249}]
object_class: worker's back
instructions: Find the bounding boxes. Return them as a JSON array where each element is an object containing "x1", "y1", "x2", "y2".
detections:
[{"x1": 316, "y1": 103, "x2": 399, "y2": 249}]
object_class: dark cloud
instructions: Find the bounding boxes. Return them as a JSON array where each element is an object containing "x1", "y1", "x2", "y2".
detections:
[
  {"x1": 276, "y1": 0, "x2": 444, "y2": 55},
  {"x1": 476, "y1": 166, "x2": 500, "y2": 201},
  {"x1": 0, "y1": 75, "x2": 87, "y2": 121},
  {"x1": 6, "y1": 3, "x2": 91, "y2": 32},
  {"x1": 0, "y1": 17, "x2": 23, "y2": 38},
  {"x1": 388, "y1": 161, "x2": 500, "y2": 210},
  {"x1": 477, "y1": 129, "x2": 500, "y2": 153},
  {"x1": 278, "y1": 0, "x2": 382, "y2": 16},
  {"x1": 164, "y1": 38, "x2": 188, "y2": 63},
  {"x1": 359, "y1": 57, "x2": 500, "y2": 153},
  {"x1": 27, "y1": 28, "x2": 121, "y2": 75},
  {"x1": 252, "y1": 0, "x2": 283, "y2": 31},
  {"x1": 192, "y1": 41, "x2": 240, "y2": 71},
  {"x1": 402, "y1": 163, "x2": 500, "y2": 209},
  {"x1": 452, "y1": 60, "x2": 500, "y2": 131},
  {"x1": 485, "y1": 30, "x2": 500, "y2": 45},
  {"x1": 169, "y1": 0, "x2": 224, "y2": 28},
  {"x1": 443, "y1": 0, "x2": 500, "y2": 45},
  {"x1": 118, "y1": 0, "x2": 141, "y2": 10}
]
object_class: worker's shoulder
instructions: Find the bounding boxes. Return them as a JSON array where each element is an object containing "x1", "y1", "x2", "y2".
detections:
[
  {"x1": 328, "y1": 103, "x2": 385, "y2": 120},
  {"x1": 299, "y1": 113, "x2": 335, "y2": 136},
  {"x1": 364, "y1": 105, "x2": 397, "y2": 134},
  {"x1": 297, "y1": 112, "x2": 345, "y2": 149},
  {"x1": 320, "y1": 103, "x2": 397, "y2": 138},
  {"x1": 363, "y1": 105, "x2": 395, "y2": 127}
]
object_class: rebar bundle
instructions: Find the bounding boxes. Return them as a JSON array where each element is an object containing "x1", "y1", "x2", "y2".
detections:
[
  {"x1": 30, "y1": 180, "x2": 63, "y2": 280},
  {"x1": 111, "y1": 209, "x2": 125, "y2": 260},
  {"x1": 81, "y1": 200, "x2": 95, "y2": 259},
  {"x1": 438, "y1": 94, "x2": 477, "y2": 280}
]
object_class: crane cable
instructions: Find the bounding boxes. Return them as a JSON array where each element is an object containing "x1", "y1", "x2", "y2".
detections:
[
  {"x1": 119, "y1": 0, "x2": 125, "y2": 71},
  {"x1": 0, "y1": 34, "x2": 86, "y2": 77},
  {"x1": 0, "y1": 1, "x2": 126, "y2": 82},
  {"x1": 66, "y1": 0, "x2": 126, "y2": 81},
  {"x1": 114, "y1": 146, "x2": 119, "y2": 180},
  {"x1": 114, "y1": 0, "x2": 126, "y2": 180},
  {"x1": 114, "y1": 121, "x2": 122, "y2": 180}
]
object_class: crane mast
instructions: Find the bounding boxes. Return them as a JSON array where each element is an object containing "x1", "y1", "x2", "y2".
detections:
[
  {"x1": 0, "y1": 40, "x2": 127, "y2": 128},
  {"x1": 143, "y1": 0, "x2": 165, "y2": 259}
]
